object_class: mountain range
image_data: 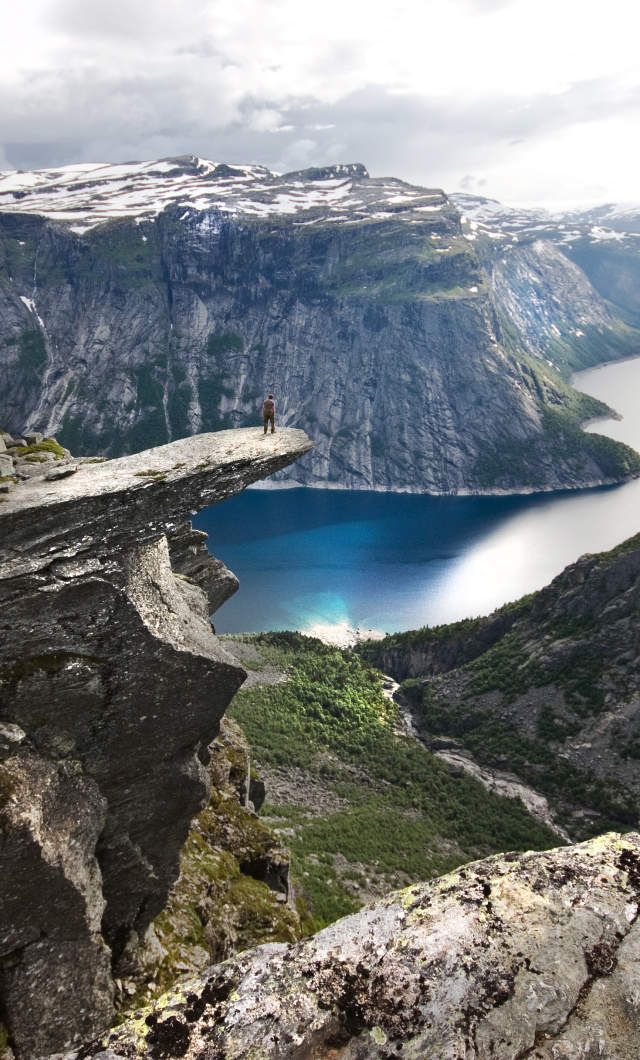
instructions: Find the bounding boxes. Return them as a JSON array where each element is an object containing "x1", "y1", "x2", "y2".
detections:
[{"x1": 1, "y1": 156, "x2": 639, "y2": 493}]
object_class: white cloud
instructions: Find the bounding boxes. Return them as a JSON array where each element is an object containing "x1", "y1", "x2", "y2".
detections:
[{"x1": 1, "y1": 0, "x2": 639, "y2": 203}]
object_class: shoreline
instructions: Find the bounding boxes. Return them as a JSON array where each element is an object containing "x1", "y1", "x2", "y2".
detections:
[{"x1": 250, "y1": 471, "x2": 638, "y2": 498}]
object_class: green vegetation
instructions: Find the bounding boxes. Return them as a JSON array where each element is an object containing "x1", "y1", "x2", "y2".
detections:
[
  {"x1": 359, "y1": 614, "x2": 486, "y2": 658},
  {"x1": 125, "y1": 364, "x2": 168, "y2": 452},
  {"x1": 18, "y1": 328, "x2": 46, "y2": 374},
  {"x1": 470, "y1": 354, "x2": 640, "y2": 488},
  {"x1": 85, "y1": 223, "x2": 158, "y2": 285},
  {"x1": 168, "y1": 374, "x2": 192, "y2": 438},
  {"x1": 206, "y1": 331, "x2": 244, "y2": 356},
  {"x1": 543, "y1": 407, "x2": 640, "y2": 477},
  {"x1": 134, "y1": 469, "x2": 167, "y2": 480},
  {"x1": 57, "y1": 414, "x2": 104, "y2": 457},
  {"x1": 228, "y1": 633, "x2": 557, "y2": 932},
  {"x1": 598, "y1": 530, "x2": 640, "y2": 566},
  {"x1": 122, "y1": 784, "x2": 300, "y2": 1014},
  {"x1": 358, "y1": 591, "x2": 538, "y2": 670},
  {"x1": 12, "y1": 437, "x2": 66, "y2": 459},
  {"x1": 406, "y1": 683, "x2": 636, "y2": 838},
  {"x1": 309, "y1": 219, "x2": 483, "y2": 302},
  {"x1": 198, "y1": 375, "x2": 234, "y2": 430}
]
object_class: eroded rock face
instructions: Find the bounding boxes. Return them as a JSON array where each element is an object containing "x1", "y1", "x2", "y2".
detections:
[
  {"x1": 0, "y1": 427, "x2": 311, "y2": 1058},
  {"x1": 1, "y1": 165, "x2": 638, "y2": 494},
  {"x1": 79, "y1": 833, "x2": 640, "y2": 1059}
]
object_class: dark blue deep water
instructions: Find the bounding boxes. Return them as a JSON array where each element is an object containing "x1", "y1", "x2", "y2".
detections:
[{"x1": 194, "y1": 357, "x2": 640, "y2": 638}]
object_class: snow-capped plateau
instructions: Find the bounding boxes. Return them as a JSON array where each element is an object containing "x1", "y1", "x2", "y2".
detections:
[
  {"x1": 0, "y1": 155, "x2": 449, "y2": 233},
  {"x1": 452, "y1": 192, "x2": 640, "y2": 246}
]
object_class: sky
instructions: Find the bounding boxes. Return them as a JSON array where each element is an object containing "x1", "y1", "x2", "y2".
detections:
[{"x1": 1, "y1": 0, "x2": 639, "y2": 205}]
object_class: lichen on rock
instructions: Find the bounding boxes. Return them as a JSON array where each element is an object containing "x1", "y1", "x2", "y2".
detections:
[{"x1": 78, "y1": 833, "x2": 640, "y2": 1059}]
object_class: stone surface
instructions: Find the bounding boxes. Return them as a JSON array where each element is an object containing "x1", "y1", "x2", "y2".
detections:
[
  {"x1": 112, "y1": 718, "x2": 301, "y2": 1013},
  {"x1": 44, "y1": 462, "x2": 78, "y2": 480},
  {"x1": 0, "y1": 427, "x2": 311, "y2": 1058},
  {"x1": 167, "y1": 523, "x2": 239, "y2": 616},
  {"x1": 77, "y1": 833, "x2": 640, "y2": 1059}
]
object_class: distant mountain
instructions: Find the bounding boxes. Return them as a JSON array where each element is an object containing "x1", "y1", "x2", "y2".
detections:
[
  {"x1": 360, "y1": 532, "x2": 640, "y2": 839},
  {"x1": 0, "y1": 157, "x2": 639, "y2": 493},
  {"x1": 453, "y1": 191, "x2": 640, "y2": 349},
  {"x1": 0, "y1": 157, "x2": 438, "y2": 232}
]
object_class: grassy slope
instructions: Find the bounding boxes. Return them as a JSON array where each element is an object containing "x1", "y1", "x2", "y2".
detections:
[{"x1": 226, "y1": 632, "x2": 558, "y2": 932}]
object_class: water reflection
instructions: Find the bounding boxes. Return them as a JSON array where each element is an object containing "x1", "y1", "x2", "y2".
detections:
[
  {"x1": 432, "y1": 480, "x2": 639, "y2": 624},
  {"x1": 197, "y1": 355, "x2": 640, "y2": 635}
]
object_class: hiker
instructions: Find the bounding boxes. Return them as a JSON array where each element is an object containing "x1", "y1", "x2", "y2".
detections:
[{"x1": 262, "y1": 394, "x2": 276, "y2": 434}]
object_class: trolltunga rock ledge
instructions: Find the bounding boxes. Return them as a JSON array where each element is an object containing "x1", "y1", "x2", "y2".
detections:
[
  {"x1": 80, "y1": 833, "x2": 640, "y2": 1060},
  {"x1": 0, "y1": 427, "x2": 313, "y2": 577},
  {"x1": 0, "y1": 427, "x2": 311, "y2": 1059}
]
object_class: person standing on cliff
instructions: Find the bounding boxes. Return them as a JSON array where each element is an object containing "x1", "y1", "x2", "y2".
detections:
[{"x1": 262, "y1": 394, "x2": 276, "y2": 435}]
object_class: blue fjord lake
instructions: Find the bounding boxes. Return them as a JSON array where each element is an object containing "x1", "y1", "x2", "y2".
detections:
[{"x1": 194, "y1": 356, "x2": 640, "y2": 640}]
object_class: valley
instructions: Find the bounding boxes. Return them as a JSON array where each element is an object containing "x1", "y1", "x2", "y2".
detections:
[{"x1": 1, "y1": 156, "x2": 640, "y2": 1059}]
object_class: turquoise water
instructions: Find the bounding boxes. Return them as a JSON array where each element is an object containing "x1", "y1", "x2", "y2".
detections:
[{"x1": 194, "y1": 357, "x2": 640, "y2": 637}]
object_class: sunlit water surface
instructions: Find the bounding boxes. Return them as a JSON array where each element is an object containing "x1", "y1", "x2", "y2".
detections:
[{"x1": 194, "y1": 356, "x2": 640, "y2": 637}]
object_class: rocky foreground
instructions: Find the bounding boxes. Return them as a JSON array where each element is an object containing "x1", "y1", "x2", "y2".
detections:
[
  {"x1": 78, "y1": 832, "x2": 640, "y2": 1059},
  {"x1": 0, "y1": 427, "x2": 311, "y2": 1058}
]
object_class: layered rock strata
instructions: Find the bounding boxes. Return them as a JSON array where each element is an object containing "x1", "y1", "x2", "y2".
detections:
[
  {"x1": 79, "y1": 832, "x2": 640, "y2": 1059},
  {"x1": 0, "y1": 427, "x2": 311, "y2": 1059}
]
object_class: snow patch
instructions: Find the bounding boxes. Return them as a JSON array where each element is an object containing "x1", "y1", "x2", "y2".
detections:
[{"x1": 19, "y1": 295, "x2": 46, "y2": 331}]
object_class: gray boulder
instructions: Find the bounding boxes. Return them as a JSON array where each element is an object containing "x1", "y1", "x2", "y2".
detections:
[{"x1": 81, "y1": 833, "x2": 640, "y2": 1059}]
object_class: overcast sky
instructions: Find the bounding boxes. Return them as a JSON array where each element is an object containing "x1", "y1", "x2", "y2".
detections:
[{"x1": 1, "y1": 0, "x2": 639, "y2": 205}]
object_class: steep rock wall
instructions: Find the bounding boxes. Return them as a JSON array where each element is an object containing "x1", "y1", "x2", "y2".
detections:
[
  {"x1": 0, "y1": 427, "x2": 311, "y2": 1058},
  {"x1": 0, "y1": 171, "x2": 638, "y2": 494}
]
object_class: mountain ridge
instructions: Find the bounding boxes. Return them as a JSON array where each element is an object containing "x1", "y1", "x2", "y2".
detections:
[
  {"x1": 1, "y1": 157, "x2": 639, "y2": 495},
  {"x1": 359, "y1": 530, "x2": 640, "y2": 840}
]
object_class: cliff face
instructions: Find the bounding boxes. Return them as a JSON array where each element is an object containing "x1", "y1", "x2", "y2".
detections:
[
  {"x1": 360, "y1": 533, "x2": 640, "y2": 840},
  {"x1": 0, "y1": 426, "x2": 311, "y2": 1058},
  {"x1": 78, "y1": 833, "x2": 640, "y2": 1059},
  {"x1": 0, "y1": 158, "x2": 638, "y2": 495},
  {"x1": 453, "y1": 193, "x2": 640, "y2": 371}
]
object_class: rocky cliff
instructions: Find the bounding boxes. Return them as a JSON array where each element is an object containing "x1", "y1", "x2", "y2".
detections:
[
  {"x1": 1, "y1": 157, "x2": 638, "y2": 494},
  {"x1": 0, "y1": 425, "x2": 311, "y2": 1058},
  {"x1": 453, "y1": 193, "x2": 640, "y2": 371},
  {"x1": 78, "y1": 832, "x2": 640, "y2": 1059},
  {"x1": 360, "y1": 532, "x2": 640, "y2": 840}
]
